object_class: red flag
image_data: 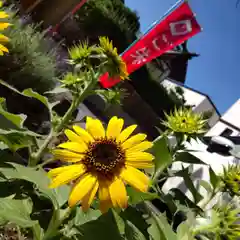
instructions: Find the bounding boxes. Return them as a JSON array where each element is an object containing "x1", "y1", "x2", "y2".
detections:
[{"x1": 100, "y1": 1, "x2": 201, "y2": 88}]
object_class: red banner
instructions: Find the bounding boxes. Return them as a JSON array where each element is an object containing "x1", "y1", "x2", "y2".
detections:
[{"x1": 100, "y1": 1, "x2": 201, "y2": 88}]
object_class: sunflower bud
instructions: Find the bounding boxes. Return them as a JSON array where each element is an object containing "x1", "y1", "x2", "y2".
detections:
[
  {"x1": 98, "y1": 36, "x2": 129, "y2": 81},
  {"x1": 221, "y1": 164, "x2": 240, "y2": 197},
  {"x1": 193, "y1": 204, "x2": 240, "y2": 240},
  {"x1": 162, "y1": 107, "x2": 206, "y2": 139},
  {"x1": 68, "y1": 41, "x2": 102, "y2": 72}
]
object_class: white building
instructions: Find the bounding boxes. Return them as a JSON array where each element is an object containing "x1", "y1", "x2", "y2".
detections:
[
  {"x1": 207, "y1": 99, "x2": 240, "y2": 137},
  {"x1": 162, "y1": 96, "x2": 240, "y2": 205}
]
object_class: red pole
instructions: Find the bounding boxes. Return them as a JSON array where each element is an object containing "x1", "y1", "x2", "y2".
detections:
[{"x1": 50, "y1": 0, "x2": 87, "y2": 34}]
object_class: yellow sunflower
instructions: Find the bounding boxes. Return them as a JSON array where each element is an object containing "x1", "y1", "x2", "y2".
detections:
[
  {"x1": 99, "y1": 36, "x2": 129, "y2": 81},
  {"x1": 48, "y1": 116, "x2": 154, "y2": 212},
  {"x1": 0, "y1": 1, "x2": 10, "y2": 55}
]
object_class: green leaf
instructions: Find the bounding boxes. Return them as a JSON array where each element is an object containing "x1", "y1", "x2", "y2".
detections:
[
  {"x1": 0, "y1": 104, "x2": 26, "y2": 130},
  {"x1": 168, "y1": 189, "x2": 203, "y2": 213},
  {"x1": 175, "y1": 152, "x2": 206, "y2": 165},
  {"x1": 74, "y1": 207, "x2": 102, "y2": 226},
  {"x1": 0, "y1": 141, "x2": 8, "y2": 150},
  {"x1": 209, "y1": 167, "x2": 220, "y2": 190},
  {"x1": 127, "y1": 186, "x2": 159, "y2": 205},
  {"x1": 0, "y1": 163, "x2": 70, "y2": 208},
  {"x1": 0, "y1": 80, "x2": 57, "y2": 120},
  {"x1": 112, "y1": 209, "x2": 125, "y2": 235},
  {"x1": 45, "y1": 86, "x2": 69, "y2": 95},
  {"x1": 176, "y1": 221, "x2": 195, "y2": 240},
  {"x1": 146, "y1": 203, "x2": 177, "y2": 240},
  {"x1": 177, "y1": 166, "x2": 203, "y2": 204},
  {"x1": 0, "y1": 128, "x2": 40, "y2": 151},
  {"x1": 22, "y1": 88, "x2": 58, "y2": 111},
  {"x1": 0, "y1": 197, "x2": 36, "y2": 227},
  {"x1": 76, "y1": 210, "x2": 123, "y2": 240},
  {"x1": 121, "y1": 207, "x2": 150, "y2": 240},
  {"x1": 198, "y1": 180, "x2": 213, "y2": 194},
  {"x1": 151, "y1": 136, "x2": 173, "y2": 178},
  {"x1": 125, "y1": 220, "x2": 147, "y2": 240},
  {"x1": 0, "y1": 130, "x2": 32, "y2": 151},
  {"x1": 0, "y1": 79, "x2": 23, "y2": 96}
]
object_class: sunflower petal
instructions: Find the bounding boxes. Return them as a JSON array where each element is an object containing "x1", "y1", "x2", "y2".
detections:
[
  {"x1": 48, "y1": 165, "x2": 74, "y2": 178},
  {"x1": 69, "y1": 174, "x2": 97, "y2": 207},
  {"x1": 109, "y1": 178, "x2": 127, "y2": 209},
  {"x1": 0, "y1": 34, "x2": 9, "y2": 42},
  {"x1": 58, "y1": 142, "x2": 87, "y2": 153},
  {"x1": 121, "y1": 166, "x2": 149, "y2": 192},
  {"x1": 53, "y1": 149, "x2": 84, "y2": 162},
  {"x1": 127, "y1": 141, "x2": 153, "y2": 152},
  {"x1": 0, "y1": 44, "x2": 8, "y2": 53},
  {"x1": 99, "y1": 181, "x2": 112, "y2": 213},
  {"x1": 65, "y1": 129, "x2": 86, "y2": 144},
  {"x1": 81, "y1": 181, "x2": 99, "y2": 212},
  {"x1": 122, "y1": 134, "x2": 147, "y2": 150},
  {"x1": 86, "y1": 117, "x2": 105, "y2": 139},
  {"x1": 106, "y1": 116, "x2": 124, "y2": 139},
  {"x1": 117, "y1": 124, "x2": 137, "y2": 143},
  {"x1": 126, "y1": 161, "x2": 154, "y2": 169},
  {"x1": 0, "y1": 11, "x2": 9, "y2": 18},
  {"x1": 73, "y1": 125, "x2": 94, "y2": 143},
  {"x1": 49, "y1": 164, "x2": 86, "y2": 188},
  {"x1": 0, "y1": 22, "x2": 11, "y2": 30},
  {"x1": 126, "y1": 152, "x2": 154, "y2": 162}
]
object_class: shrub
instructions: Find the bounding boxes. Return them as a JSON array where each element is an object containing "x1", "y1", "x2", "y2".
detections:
[{"x1": 0, "y1": 13, "x2": 58, "y2": 93}]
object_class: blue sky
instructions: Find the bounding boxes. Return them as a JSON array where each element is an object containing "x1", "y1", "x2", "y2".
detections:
[{"x1": 125, "y1": 0, "x2": 240, "y2": 114}]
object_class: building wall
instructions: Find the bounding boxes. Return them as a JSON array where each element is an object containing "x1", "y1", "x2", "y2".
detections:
[
  {"x1": 193, "y1": 98, "x2": 220, "y2": 128},
  {"x1": 206, "y1": 121, "x2": 240, "y2": 137},
  {"x1": 221, "y1": 99, "x2": 240, "y2": 129},
  {"x1": 31, "y1": 0, "x2": 82, "y2": 28},
  {"x1": 206, "y1": 99, "x2": 240, "y2": 137}
]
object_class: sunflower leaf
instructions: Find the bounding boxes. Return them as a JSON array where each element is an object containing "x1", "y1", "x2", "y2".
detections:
[
  {"x1": 0, "y1": 103, "x2": 26, "y2": 130},
  {"x1": 175, "y1": 151, "x2": 206, "y2": 165},
  {"x1": 209, "y1": 167, "x2": 220, "y2": 190},
  {"x1": 0, "y1": 80, "x2": 57, "y2": 120},
  {"x1": 0, "y1": 163, "x2": 70, "y2": 208},
  {"x1": 176, "y1": 221, "x2": 195, "y2": 240},
  {"x1": 146, "y1": 203, "x2": 177, "y2": 240},
  {"x1": 0, "y1": 197, "x2": 36, "y2": 228},
  {"x1": 176, "y1": 166, "x2": 203, "y2": 204},
  {"x1": 75, "y1": 210, "x2": 123, "y2": 240},
  {"x1": 151, "y1": 136, "x2": 173, "y2": 178},
  {"x1": 120, "y1": 206, "x2": 150, "y2": 240},
  {"x1": 125, "y1": 220, "x2": 147, "y2": 240},
  {"x1": 22, "y1": 88, "x2": 59, "y2": 119},
  {"x1": 74, "y1": 207, "x2": 102, "y2": 226},
  {"x1": 127, "y1": 186, "x2": 159, "y2": 205}
]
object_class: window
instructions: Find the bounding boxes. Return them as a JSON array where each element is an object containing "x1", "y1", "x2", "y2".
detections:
[{"x1": 220, "y1": 128, "x2": 233, "y2": 137}]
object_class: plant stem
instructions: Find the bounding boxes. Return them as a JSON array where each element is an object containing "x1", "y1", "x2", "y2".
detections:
[
  {"x1": 43, "y1": 207, "x2": 72, "y2": 240},
  {"x1": 29, "y1": 128, "x2": 54, "y2": 166},
  {"x1": 55, "y1": 96, "x2": 78, "y2": 133},
  {"x1": 56, "y1": 77, "x2": 97, "y2": 132},
  {"x1": 29, "y1": 76, "x2": 98, "y2": 166},
  {"x1": 200, "y1": 190, "x2": 218, "y2": 210}
]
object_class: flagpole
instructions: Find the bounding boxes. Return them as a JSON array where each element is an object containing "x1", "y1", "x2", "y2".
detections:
[{"x1": 120, "y1": 0, "x2": 184, "y2": 56}]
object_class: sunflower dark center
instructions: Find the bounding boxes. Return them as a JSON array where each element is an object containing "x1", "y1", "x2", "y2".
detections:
[{"x1": 83, "y1": 138, "x2": 125, "y2": 179}]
